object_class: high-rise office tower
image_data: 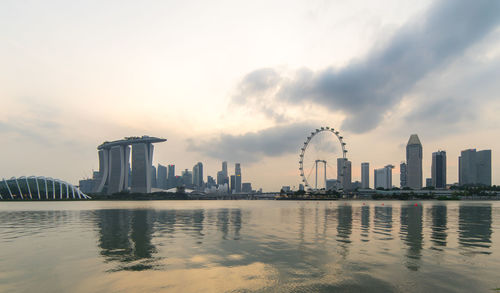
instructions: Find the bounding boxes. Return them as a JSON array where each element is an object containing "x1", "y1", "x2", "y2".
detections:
[
  {"x1": 337, "y1": 158, "x2": 351, "y2": 190},
  {"x1": 192, "y1": 162, "x2": 203, "y2": 189},
  {"x1": 476, "y1": 150, "x2": 492, "y2": 186},
  {"x1": 374, "y1": 165, "x2": 394, "y2": 189},
  {"x1": 431, "y1": 150, "x2": 446, "y2": 188},
  {"x1": 157, "y1": 164, "x2": 167, "y2": 189},
  {"x1": 216, "y1": 171, "x2": 224, "y2": 186},
  {"x1": 230, "y1": 175, "x2": 236, "y2": 193},
  {"x1": 345, "y1": 160, "x2": 352, "y2": 190},
  {"x1": 151, "y1": 165, "x2": 157, "y2": 188},
  {"x1": 459, "y1": 149, "x2": 491, "y2": 186},
  {"x1": 222, "y1": 161, "x2": 228, "y2": 178},
  {"x1": 406, "y1": 134, "x2": 422, "y2": 189},
  {"x1": 193, "y1": 164, "x2": 199, "y2": 187},
  {"x1": 167, "y1": 164, "x2": 175, "y2": 188},
  {"x1": 400, "y1": 162, "x2": 407, "y2": 188},
  {"x1": 361, "y1": 162, "x2": 369, "y2": 189},
  {"x1": 235, "y1": 163, "x2": 242, "y2": 193},
  {"x1": 182, "y1": 169, "x2": 193, "y2": 187}
]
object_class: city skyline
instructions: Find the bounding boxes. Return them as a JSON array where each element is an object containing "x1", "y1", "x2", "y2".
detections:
[{"x1": 1, "y1": 0, "x2": 500, "y2": 191}]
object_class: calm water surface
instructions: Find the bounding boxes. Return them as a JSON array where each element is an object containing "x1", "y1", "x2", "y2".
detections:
[{"x1": 0, "y1": 200, "x2": 499, "y2": 292}]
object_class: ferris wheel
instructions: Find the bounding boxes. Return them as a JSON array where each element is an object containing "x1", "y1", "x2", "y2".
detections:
[{"x1": 299, "y1": 126, "x2": 347, "y2": 190}]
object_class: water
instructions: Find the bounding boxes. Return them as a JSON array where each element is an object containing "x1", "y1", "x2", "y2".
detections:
[{"x1": 0, "y1": 200, "x2": 499, "y2": 292}]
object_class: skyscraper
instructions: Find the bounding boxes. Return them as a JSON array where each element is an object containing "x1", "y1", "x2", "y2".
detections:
[
  {"x1": 374, "y1": 165, "x2": 394, "y2": 189},
  {"x1": 235, "y1": 163, "x2": 242, "y2": 193},
  {"x1": 182, "y1": 169, "x2": 193, "y2": 187},
  {"x1": 400, "y1": 162, "x2": 407, "y2": 188},
  {"x1": 157, "y1": 164, "x2": 167, "y2": 189},
  {"x1": 192, "y1": 162, "x2": 203, "y2": 189},
  {"x1": 459, "y1": 149, "x2": 492, "y2": 186},
  {"x1": 431, "y1": 150, "x2": 446, "y2": 188},
  {"x1": 151, "y1": 165, "x2": 157, "y2": 188},
  {"x1": 222, "y1": 161, "x2": 228, "y2": 178},
  {"x1": 230, "y1": 175, "x2": 236, "y2": 193},
  {"x1": 406, "y1": 134, "x2": 422, "y2": 189},
  {"x1": 337, "y1": 158, "x2": 351, "y2": 190},
  {"x1": 216, "y1": 171, "x2": 224, "y2": 186},
  {"x1": 361, "y1": 162, "x2": 369, "y2": 189},
  {"x1": 167, "y1": 164, "x2": 175, "y2": 188}
]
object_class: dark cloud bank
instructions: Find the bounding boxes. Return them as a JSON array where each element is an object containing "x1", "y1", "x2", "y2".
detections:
[
  {"x1": 187, "y1": 122, "x2": 316, "y2": 163},
  {"x1": 191, "y1": 0, "x2": 500, "y2": 161}
]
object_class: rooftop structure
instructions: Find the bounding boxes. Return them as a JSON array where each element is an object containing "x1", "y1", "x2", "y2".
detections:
[{"x1": 97, "y1": 136, "x2": 166, "y2": 150}]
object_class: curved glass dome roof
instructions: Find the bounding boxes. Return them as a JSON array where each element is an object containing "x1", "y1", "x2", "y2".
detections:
[{"x1": 0, "y1": 176, "x2": 90, "y2": 200}]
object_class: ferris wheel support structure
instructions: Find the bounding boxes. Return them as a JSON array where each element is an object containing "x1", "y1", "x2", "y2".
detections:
[{"x1": 299, "y1": 126, "x2": 348, "y2": 191}]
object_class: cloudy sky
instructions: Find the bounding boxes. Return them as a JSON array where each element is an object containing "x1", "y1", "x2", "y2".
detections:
[{"x1": 1, "y1": 0, "x2": 499, "y2": 191}]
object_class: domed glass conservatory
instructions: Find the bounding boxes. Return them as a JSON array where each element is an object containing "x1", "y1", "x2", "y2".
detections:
[{"x1": 0, "y1": 176, "x2": 90, "y2": 200}]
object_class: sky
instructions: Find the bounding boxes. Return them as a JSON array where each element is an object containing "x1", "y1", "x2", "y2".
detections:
[{"x1": 1, "y1": 0, "x2": 499, "y2": 191}]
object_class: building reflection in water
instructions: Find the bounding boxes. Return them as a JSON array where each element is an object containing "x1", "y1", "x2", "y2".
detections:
[
  {"x1": 430, "y1": 205, "x2": 447, "y2": 248},
  {"x1": 374, "y1": 205, "x2": 392, "y2": 241},
  {"x1": 400, "y1": 204, "x2": 423, "y2": 271},
  {"x1": 336, "y1": 205, "x2": 352, "y2": 258},
  {"x1": 458, "y1": 204, "x2": 492, "y2": 254},
  {"x1": 97, "y1": 209, "x2": 157, "y2": 271},
  {"x1": 337, "y1": 205, "x2": 352, "y2": 243},
  {"x1": 360, "y1": 206, "x2": 370, "y2": 241}
]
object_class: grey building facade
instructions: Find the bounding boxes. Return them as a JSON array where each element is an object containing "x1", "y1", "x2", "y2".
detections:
[
  {"x1": 235, "y1": 163, "x2": 242, "y2": 193},
  {"x1": 406, "y1": 134, "x2": 423, "y2": 189},
  {"x1": 157, "y1": 164, "x2": 167, "y2": 189},
  {"x1": 400, "y1": 162, "x2": 407, "y2": 188},
  {"x1": 337, "y1": 158, "x2": 351, "y2": 190},
  {"x1": 131, "y1": 143, "x2": 154, "y2": 193},
  {"x1": 459, "y1": 149, "x2": 491, "y2": 186},
  {"x1": 431, "y1": 150, "x2": 446, "y2": 188},
  {"x1": 192, "y1": 162, "x2": 203, "y2": 189},
  {"x1": 374, "y1": 165, "x2": 393, "y2": 190},
  {"x1": 361, "y1": 162, "x2": 369, "y2": 189},
  {"x1": 167, "y1": 164, "x2": 175, "y2": 188}
]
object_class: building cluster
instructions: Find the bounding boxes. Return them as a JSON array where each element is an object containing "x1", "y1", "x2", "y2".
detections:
[
  {"x1": 80, "y1": 133, "x2": 493, "y2": 195},
  {"x1": 151, "y1": 161, "x2": 253, "y2": 194},
  {"x1": 359, "y1": 134, "x2": 492, "y2": 190},
  {"x1": 79, "y1": 136, "x2": 255, "y2": 195}
]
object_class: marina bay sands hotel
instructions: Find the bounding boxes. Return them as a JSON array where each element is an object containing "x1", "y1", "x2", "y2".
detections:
[{"x1": 93, "y1": 136, "x2": 166, "y2": 194}]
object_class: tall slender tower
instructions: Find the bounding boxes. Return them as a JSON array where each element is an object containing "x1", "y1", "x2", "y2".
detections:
[
  {"x1": 361, "y1": 162, "x2": 369, "y2": 189},
  {"x1": 400, "y1": 162, "x2": 407, "y2": 188},
  {"x1": 157, "y1": 164, "x2": 167, "y2": 189},
  {"x1": 431, "y1": 150, "x2": 446, "y2": 188},
  {"x1": 235, "y1": 163, "x2": 242, "y2": 193},
  {"x1": 222, "y1": 161, "x2": 228, "y2": 179},
  {"x1": 406, "y1": 134, "x2": 422, "y2": 189}
]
